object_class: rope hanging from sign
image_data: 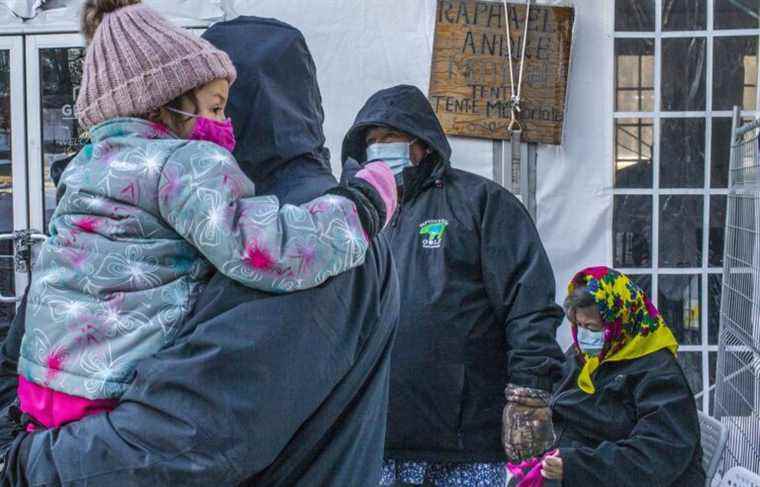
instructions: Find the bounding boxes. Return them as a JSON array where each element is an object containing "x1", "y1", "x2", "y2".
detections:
[
  {"x1": 503, "y1": 0, "x2": 532, "y2": 194},
  {"x1": 503, "y1": 0, "x2": 532, "y2": 131}
]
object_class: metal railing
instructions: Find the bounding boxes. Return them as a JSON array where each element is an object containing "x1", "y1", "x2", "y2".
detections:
[{"x1": 714, "y1": 107, "x2": 760, "y2": 476}]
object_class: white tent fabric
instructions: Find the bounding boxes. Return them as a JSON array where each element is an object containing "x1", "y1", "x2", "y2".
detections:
[{"x1": 534, "y1": 0, "x2": 612, "y2": 345}]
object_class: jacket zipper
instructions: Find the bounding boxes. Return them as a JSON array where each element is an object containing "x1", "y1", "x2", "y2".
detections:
[
  {"x1": 390, "y1": 175, "x2": 440, "y2": 231},
  {"x1": 548, "y1": 367, "x2": 581, "y2": 410},
  {"x1": 391, "y1": 184, "x2": 406, "y2": 229}
]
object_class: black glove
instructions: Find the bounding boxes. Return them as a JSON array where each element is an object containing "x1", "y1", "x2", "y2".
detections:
[{"x1": 339, "y1": 157, "x2": 363, "y2": 185}]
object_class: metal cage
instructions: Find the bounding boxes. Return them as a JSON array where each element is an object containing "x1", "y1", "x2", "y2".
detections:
[{"x1": 714, "y1": 107, "x2": 760, "y2": 475}]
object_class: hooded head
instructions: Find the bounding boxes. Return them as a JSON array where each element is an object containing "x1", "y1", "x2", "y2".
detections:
[
  {"x1": 202, "y1": 17, "x2": 330, "y2": 183},
  {"x1": 565, "y1": 266, "x2": 679, "y2": 394},
  {"x1": 341, "y1": 85, "x2": 452, "y2": 168}
]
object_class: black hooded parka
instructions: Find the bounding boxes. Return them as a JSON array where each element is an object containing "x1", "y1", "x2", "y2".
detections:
[{"x1": 343, "y1": 85, "x2": 565, "y2": 463}]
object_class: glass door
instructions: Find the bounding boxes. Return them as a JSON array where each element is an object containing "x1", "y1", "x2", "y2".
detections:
[
  {"x1": 25, "y1": 34, "x2": 86, "y2": 234},
  {"x1": 0, "y1": 36, "x2": 29, "y2": 325}
]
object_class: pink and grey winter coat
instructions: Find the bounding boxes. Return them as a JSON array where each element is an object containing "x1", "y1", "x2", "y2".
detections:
[{"x1": 19, "y1": 117, "x2": 370, "y2": 400}]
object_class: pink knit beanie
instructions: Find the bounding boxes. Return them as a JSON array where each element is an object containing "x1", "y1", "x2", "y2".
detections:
[{"x1": 76, "y1": 0, "x2": 237, "y2": 128}]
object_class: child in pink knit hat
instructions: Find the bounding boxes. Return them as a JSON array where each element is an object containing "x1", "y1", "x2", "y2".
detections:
[{"x1": 15, "y1": 0, "x2": 396, "y2": 430}]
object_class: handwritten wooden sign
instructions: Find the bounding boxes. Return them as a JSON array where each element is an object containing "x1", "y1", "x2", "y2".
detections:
[{"x1": 429, "y1": 0, "x2": 574, "y2": 145}]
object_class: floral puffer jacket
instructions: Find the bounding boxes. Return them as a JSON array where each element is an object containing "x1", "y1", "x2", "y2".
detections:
[{"x1": 20, "y1": 118, "x2": 369, "y2": 400}]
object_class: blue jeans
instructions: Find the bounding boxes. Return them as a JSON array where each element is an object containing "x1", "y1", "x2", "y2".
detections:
[{"x1": 380, "y1": 460, "x2": 508, "y2": 486}]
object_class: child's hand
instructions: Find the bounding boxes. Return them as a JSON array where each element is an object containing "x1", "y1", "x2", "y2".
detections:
[
  {"x1": 354, "y1": 161, "x2": 397, "y2": 228},
  {"x1": 541, "y1": 450, "x2": 563, "y2": 480}
]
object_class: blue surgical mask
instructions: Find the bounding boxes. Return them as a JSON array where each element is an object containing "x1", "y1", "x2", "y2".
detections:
[
  {"x1": 366, "y1": 141, "x2": 414, "y2": 176},
  {"x1": 577, "y1": 327, "x2": 605, "y2": 355}
]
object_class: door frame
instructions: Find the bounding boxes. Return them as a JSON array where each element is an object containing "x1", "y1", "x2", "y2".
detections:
[
  {"x1": 25, "y1": 33, "x2": 84, "y2": 234},
  {"x1": 0, "y1": 35, "x2": 29, "y2": 302}
]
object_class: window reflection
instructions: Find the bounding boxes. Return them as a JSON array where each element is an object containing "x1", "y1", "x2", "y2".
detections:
[
  {"x1": 615, "y1": 39, "x2": 655, "y2": 112},
  {"x1": 709, "y1": 195, "x2": 727, "y2": 267},
  {"x1": 712, "y1": 118, "x2": 733, "y2": 188},
  {"x1": 615, "y1": 0, "x2": 656, "y2": 32},
  {"x1": 660, "y1": 118, "x2": 705, "y2": 188},
  {"x1": 662, "y1": 38, "x2": 706, "y2": 111},
  {"x1": 662, "y1": 0, "x2": 707, "y2": 31},
  {"x1": 662, "y1": 0, "x2": 707, "y2": 30},
  {"x1": 0, "y1": 50, "x2": 11, "y2": 231},
  {"x1": 40, "y1": 47, "x2": 85, "y2": 230},
  {"x1": 615, "y1": 118, "x2": 653, "y2": 188},
  {"x1": 713, "y1": 36, "x2": 758, "y2": 111},
  {"x1": 661, "y1": 275, "x2": 702, "y2": 345},
  {"x1": 715, "y1": 0, "x2": 759, "y2": 29},
  {"x1": 0, "y1": 50, "x2": 13, "y2": 329},
  {"x1": 614, "y1": 195, "x2": 652, "y2": 268},
  {"x1": 659, "y1": 195, "x2": 703, "y2": 267}
]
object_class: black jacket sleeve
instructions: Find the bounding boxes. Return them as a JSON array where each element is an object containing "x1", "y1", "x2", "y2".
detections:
[
  {"x1": 0, "y1": 293, "x2": 23, "y2": 408},
  {"x1": 561, "y1": 363, "x2": 701, "y2": 486},
  {"x1": 480, "y1": 188, "x2": 564, "y2": 392},
  {"x1": 0, "y1": 292, "x2": 26, "y2": 450}
]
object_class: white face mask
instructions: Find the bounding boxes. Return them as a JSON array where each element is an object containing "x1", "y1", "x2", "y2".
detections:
[
  {"x1": 365, "y1": 140, "x2": 416, "y2": 176},
  {"x1": 577, "y1": 327, "x2": 605, "y2": 355}
]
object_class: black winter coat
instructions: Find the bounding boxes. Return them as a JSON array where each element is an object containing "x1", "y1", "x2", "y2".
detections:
[
  {"x1": 342, "y1": 85, "x2": 565, "y2": 463},
  {"x1": 551, "y1": 349, "x2": 706, "y2": 487},
  {"x1": 0, "y1": 17, "x2": 400, "y2": 486}
]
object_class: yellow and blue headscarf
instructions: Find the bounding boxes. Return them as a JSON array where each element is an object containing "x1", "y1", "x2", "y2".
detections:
[{"x1": 568, "y1": 266, "x2": 679, "y2": 394}]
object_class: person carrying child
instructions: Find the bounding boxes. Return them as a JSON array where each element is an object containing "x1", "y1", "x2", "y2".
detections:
[{"x1": 14, "y1": 0, "x2": 396, "y2": 430}]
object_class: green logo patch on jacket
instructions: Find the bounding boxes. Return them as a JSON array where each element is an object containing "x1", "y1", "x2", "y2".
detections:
[{"x1": 419, "y1": 219, "x2": 449, "y2": 249}]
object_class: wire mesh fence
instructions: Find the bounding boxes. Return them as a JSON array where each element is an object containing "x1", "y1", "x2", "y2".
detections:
[{"x1": 714, "y1": 110, "x2": 760, "y2": 475}]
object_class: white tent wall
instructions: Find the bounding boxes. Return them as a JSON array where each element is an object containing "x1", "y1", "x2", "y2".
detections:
[
  {"x1": 1, "y1": 0, "x2": 615, "y2": 349},
  {"x1": 533, "y1": 2, "x2": 613, "y2": 346}
]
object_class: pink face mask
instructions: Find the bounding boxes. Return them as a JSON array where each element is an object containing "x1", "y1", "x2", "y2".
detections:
[{"x1": 167, "y1": 107, "x2": 237, "y2": 153}]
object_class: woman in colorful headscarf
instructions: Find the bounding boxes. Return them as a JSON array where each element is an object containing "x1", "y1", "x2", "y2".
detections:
[{"x1": 538, "y1": 266, "x2": 705, "y2": 486}]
